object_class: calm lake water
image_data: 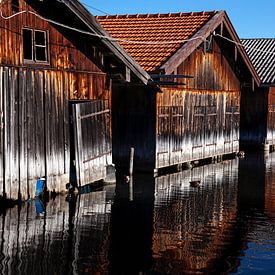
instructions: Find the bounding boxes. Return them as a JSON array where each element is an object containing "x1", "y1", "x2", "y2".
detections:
[{"x1": 0, "y1": 152, "x2": 275, "y2": 274}]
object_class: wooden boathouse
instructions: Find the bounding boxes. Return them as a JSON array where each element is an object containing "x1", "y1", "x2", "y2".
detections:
[
  {"x1": 97, "y1": 11, "x2": 260, "y2": 172},
  {"x1": 0, "y1": 0, "x2": 150, "y2": 200},
  {"x1": 240, "y1": 38, "x2": 275, "y2": 149}
]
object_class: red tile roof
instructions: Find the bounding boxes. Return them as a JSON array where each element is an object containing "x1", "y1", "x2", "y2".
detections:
[{"x1": 96, "y1": 12, "x2": 217, "y2": 72}]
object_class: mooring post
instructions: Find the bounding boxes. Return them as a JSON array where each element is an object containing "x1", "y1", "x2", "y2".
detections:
[
  {"x1": 129, "y1": 147, "x2": 134, "y2": 176},
  {"x1": 129, "y1": 176, "x2": 133, "y2": 201}
]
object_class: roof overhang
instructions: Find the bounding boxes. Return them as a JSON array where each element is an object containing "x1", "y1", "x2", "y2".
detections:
[
  {"x1": 25, "y1": 0, "x2": 151, "y2": 85},
  {"x1": 64, "y1": 0, "x2": 151, "y2": 85},
  {"x1": 160, "y1": 10, "x2": 261, "y2": 87}
]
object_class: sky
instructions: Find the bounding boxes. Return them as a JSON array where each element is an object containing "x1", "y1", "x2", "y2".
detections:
[{"x1": 80, "y1": 0, "x2": 274, "y2": 38}]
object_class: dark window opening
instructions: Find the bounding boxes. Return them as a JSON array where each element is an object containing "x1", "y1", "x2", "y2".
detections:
[
  {"x1": 11, "y1": 0, "x2": 19, "y2": 13},
  {"x1": 23, "y1": 28, "x2": 48, "y2": 63},
  {"x1": 23, "y1": 29, "x2": 33, "y2": 60}
]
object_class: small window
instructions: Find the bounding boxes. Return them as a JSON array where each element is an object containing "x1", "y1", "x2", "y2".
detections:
[
  {"x1": 35, "y1": 31, "x2": 47, "y2": 61},
  {"x1": 23, "y1": 28, "x2": 48, "y2": 63}
]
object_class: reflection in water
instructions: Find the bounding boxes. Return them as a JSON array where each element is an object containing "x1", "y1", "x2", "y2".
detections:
[
  {"x1": 153, "y1": 159, "x2": 240, "y2": 274},
  {"x1": 236, "y1": 153, "x2": 275, "y2": 274},
  {"x1": 0, "y1": 154, "x2": 275, "y2": 274},
  {"x1": 0, "y1": 185, "x2": 115, "y2": 274}
]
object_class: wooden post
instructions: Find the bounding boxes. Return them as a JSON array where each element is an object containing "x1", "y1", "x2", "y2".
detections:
[
  {"x1": 129, "y1": 147, "x2": 134, "y2": 176},
  {"x1": 129, "y1": 176, "x2": 133, "y2": 202},
  {"x1": 129, "y1": 147, "x2": 134, "y2": 201}
]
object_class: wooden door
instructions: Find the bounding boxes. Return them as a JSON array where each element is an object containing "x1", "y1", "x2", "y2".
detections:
[{"x1": 72, "y1": 100, "x2": 111, "y2": 187}]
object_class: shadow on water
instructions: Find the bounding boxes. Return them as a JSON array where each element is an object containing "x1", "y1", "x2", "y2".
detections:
[{"x1": 0, "y1": 154, "x2": 275, "y2": 274}]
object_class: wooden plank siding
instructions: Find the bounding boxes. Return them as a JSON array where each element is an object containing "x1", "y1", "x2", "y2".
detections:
[
  {"x1": 156, "y1": 89, "x2": 240, "y2": 169},
  {"x1": 0, "y1": 66, "x2": 109, "y2": 200},
  {"x1": 155, "y1": 40, "x2": 241, "y2": 170}
]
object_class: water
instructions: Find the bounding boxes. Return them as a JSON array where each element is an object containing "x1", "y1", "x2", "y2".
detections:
[{"x1": 0, "y1": 152, "x2": 275, "y2": 274}]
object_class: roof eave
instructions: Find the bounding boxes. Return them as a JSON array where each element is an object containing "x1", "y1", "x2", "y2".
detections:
[
  {"x1": 160, "y1": 11, "x2": 225, "y2": 74},
  {"x1": 222, "y1": 12, "x2": 261, "y2": 86},
  {"x1": 160, "y1": 10, "x2": 261, "y2": 87},
  {"x1": 64, "y1": 0, "x2": 151, "y2": 85}
]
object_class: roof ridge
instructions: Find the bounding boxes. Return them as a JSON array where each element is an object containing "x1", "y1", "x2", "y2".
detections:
[{"x1": 96, "y1": 10, "x2": 218, "y2": 19}]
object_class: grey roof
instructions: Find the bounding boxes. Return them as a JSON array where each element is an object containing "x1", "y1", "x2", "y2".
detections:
[{"x1": 241, "y1": 38, "x2": 275, "y2": 85}]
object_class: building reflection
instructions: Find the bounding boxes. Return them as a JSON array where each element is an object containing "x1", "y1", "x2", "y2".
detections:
[
  {"x1": 235, "y1": 152, "x2": 275, "y2": 274},
  {"x1": 152, "y1": 159, "x2": 240, "y2": 274},
  {"x1": 264, "y1": 152, "x2": 275, "y2": 222},
  {"x1": 0, "y1": 184, "x2": 115, "y2": 274},
  {"x1": 0, "y1": 153, "x2": 275, "y2": 274}
]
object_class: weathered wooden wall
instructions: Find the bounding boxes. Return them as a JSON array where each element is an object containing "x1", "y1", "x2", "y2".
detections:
[
  {"x1": 177, "y1": 40, "x2": 241, "y2": 91},
  {"x1": 0, "y1": 66, "x2": 109, "y2": 200},
  {"x1": 0, "y1": 1, "x2": 112, "y2": 199},
  {"x1": 156, "y1": 39, "x2": 241, "y2": 169},
  {"x1": 156, "y1": 89, "x2": 240, "y2": 168}
]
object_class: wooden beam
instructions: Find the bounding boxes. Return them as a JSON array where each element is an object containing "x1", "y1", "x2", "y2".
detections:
[{"x1": 220, "y1": 21, "x2": 224, "y2": 35}]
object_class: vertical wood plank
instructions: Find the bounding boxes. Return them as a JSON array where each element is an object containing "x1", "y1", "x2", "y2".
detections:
[
  {"x1": 10, "y1": 67, "x2": 19, "y2": 200},
  {"x1": 0, "y1": 67, "x2": 4, "y2": 196},
  {"x1": 3, "y1": 68, "x2": 11, "y2": 199},
  {"x1": 19, "y1": 68, "x2": 28, "y2": 200}
]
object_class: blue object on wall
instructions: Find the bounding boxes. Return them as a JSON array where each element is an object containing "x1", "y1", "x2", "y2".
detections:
[
  {"x1": 35, "y1": 178, "x2": 46, "y2": 197},
  {"x1": 35, "y1": 198, "x2": 45, "y2": 216}
]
